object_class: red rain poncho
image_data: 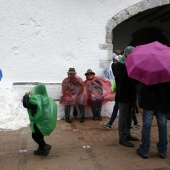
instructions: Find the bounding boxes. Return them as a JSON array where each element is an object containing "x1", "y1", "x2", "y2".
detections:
[
  {"x1": 60, "y1": 76, "x2": 87, "y2": 105},
  {"x1": 84, "y1": 76, "x2": 115, "y2": 106}
]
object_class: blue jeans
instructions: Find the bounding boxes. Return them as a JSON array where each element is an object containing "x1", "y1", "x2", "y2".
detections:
[
  {"x1": 109, "y1": 102, "x2": 119, "y2": 125},
  {"x1": 140, "y1": 110, "x2": 167, "y2": 155}
]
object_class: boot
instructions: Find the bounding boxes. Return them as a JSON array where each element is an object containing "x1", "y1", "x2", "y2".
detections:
[
  {"x1": 65, "y1": 117, "x2": 72, "y2": 123},
  {"x1": 80, "y1": 117, "x2": 85, "y2": 123},
  {"x1": 34, "y1": 144, "x2": 51, "y2": 156}
]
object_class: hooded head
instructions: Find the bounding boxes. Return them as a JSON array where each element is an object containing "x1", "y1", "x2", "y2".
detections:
[{"x1": 119, "y1": 46, "x2": 134, "y2": 64}]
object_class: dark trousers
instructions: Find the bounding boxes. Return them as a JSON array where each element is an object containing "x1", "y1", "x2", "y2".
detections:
[
  {"x1": 91, "y1": 106, "x2": 102, "y2": 116},
  {"x1": 32, "y1": 124, "x2": 46, "y2": 150},
  {"x1": 132, "y1": 110, "x2": 138, "y2": 125},
  {"x1": 118, "y1": 103, "x2": 133, "y2": 142},
  {"x1": 109, "y1": 102, "x2": 119, "y2": 125},
  {"x1": 65, "y1": 105, "x2": 85, "y2": 118}
]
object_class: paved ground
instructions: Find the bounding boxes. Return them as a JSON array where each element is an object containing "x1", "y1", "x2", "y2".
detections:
[{"x1": 1, "y1": 112, "x2": 170, "y2": 170}]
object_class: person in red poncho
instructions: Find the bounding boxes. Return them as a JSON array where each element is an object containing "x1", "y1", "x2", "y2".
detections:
[
  {"x1": 60, "y1": 68, "x2": 86, "y2": 123},
  {"x1": 84, "y1": 69, "x2": 115, "y2": 121}
]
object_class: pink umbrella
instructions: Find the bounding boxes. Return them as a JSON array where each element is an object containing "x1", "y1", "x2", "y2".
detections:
[{"x1": 125, "y1": 41, "x2": 170, "y2": 85}]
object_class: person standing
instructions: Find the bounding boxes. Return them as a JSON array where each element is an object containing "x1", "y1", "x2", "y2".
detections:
[
  {"x1": 23, "y1": 83, "x2": 57, "y2": 156},
  {"x1": 100, "y1": 52, "x2": 120, "y2": 129},
  {"x1": 112, "y1": 46, "x2": 138, "y2": 147},
  {"x1": 136, "y1": 82, "x2": 170, "y2": 159},
  {"x1": 60, "y1": 68, "x2": 86, "y2": 123}
]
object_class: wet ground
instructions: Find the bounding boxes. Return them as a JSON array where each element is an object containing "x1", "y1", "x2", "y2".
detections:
[{"x1": 0, "y1": 112, "x2": 170, "y2": 170}]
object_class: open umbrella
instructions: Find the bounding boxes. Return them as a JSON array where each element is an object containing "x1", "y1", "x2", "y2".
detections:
[
  {"x1": 0, "y1": 69, "x2": 2, "y2": 81},
  {"x1": 125, "y1": 41, "x2": 170, "y2": 85}
]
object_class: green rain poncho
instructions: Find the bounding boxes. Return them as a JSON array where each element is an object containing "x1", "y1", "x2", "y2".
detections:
[{"x1": 27, "y1": 83, "x2": 57, "y2": 136}]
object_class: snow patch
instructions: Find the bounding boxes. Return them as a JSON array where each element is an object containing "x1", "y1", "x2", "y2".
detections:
[{"x1": 0, "y1": 88, "x2": 29, "y2": 130}]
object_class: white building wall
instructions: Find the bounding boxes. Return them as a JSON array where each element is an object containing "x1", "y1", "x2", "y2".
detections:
[
  {"x1": 0, "y1": 0, "x2": 147, "y2": 118},
  {"x1": 0, "y1": 0, "x2": 142, "y2": 88}
]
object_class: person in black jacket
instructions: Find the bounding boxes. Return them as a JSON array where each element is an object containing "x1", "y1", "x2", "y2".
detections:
[
  {"x1": 136, "y1": 82, "x2": 170, "y2": 159},
  {"x1": 112, "y1": 46, "x2": 138, "y2": 148}
]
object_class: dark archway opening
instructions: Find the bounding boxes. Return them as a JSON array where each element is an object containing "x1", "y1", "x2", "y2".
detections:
[
  {"x1": 129, "y1": 27, "x2": 170, "y2": 47},
  {"x1": 112, "y1": 4, "x2": 170, "y2": 51}
]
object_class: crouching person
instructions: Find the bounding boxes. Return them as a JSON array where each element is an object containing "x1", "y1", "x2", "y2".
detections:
[{"x1": 23, "y1": 83, "x2": 57, "y2": 156}]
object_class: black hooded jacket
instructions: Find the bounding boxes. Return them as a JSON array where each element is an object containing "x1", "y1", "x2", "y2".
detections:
[
  {"x1": 138, "y1": 82, "x2": 170, "y2": 113},
  {"x1": 112, "y1": 62, "x2": 136, "y2": 103}
]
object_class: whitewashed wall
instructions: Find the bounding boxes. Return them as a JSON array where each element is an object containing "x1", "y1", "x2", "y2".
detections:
[{"x1": 0, "y1": 0, "x2": 145, "y2": 118}]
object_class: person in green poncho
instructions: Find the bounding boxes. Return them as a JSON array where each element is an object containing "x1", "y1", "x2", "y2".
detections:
[{"x1": 23, "y1": 83, "x2": 57, "y2": 156}]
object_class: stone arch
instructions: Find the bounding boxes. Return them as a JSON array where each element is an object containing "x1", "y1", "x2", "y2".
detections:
[{"x1": 99, "y1": 0, "x2": 170, "y2": 61}]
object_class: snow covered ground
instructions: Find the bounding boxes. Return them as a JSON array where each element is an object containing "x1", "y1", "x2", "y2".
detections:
[{"x1": 0, "y1": 88, "x2": 29, "y2": 130}]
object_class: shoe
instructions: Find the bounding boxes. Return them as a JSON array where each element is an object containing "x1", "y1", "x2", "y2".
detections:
[
  {"x1": 119, "y1": 141, "x2": 134, "y2": 147},
  {"x1": 98, "y1": 116, "x2": 102, "y2": 121},
  {"x1": 44, "y1": 144, "x2": 52, "y2": 151},
  {"x1": 158, "y1": 153, "x2": 166, "y2": 159},
  {"x1": 34, "y1": 144, "x2": 51, "y2": 156},
  {"x1": 100, "y1": 122, "x2": 111, "y2": 130},
  {"x1": 80, "y1": 117, "x2": 85, "y2": 123},
  {"x1": 136, "y1": 148, "x2": 149, "y2": 159},
  {"x1": 93, "y1": 116, "x2": 98, "y2": 121},
  {"x1": 127, "y1": 136, "x2": 138, "y2": 141},
  {"x1": 131, "y1": 124, "x2": 139, "y2": 130},
  {"x1": 65, "y1": 117, "x2": 72, "y2": 123},
  {"x1": 34, "y1": 149, "x2": 49, "y2": 156}
]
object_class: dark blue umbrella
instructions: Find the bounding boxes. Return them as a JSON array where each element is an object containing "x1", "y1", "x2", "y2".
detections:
[{"x1": 0, "y1": 69, "x2": 3, "y2": 80}]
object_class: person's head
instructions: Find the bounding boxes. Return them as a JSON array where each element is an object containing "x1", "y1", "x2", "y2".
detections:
[
  {"x1": 114, "y1": 50, "x2": 122, "y2": 55},
  {"x1": 112, "y1": 53, "x2": 120, "y2": 63},
  {"x1": 119, "y1": 46, "x2": 134, "y2": 64},
  {"x1": 85, "y1": 69, "x2": 95, "y2": 80},
  {"x1": 123, "y1": 46, "x2": 134, "y2": 58},
  {"x1": 67, "y1": 68, "x2": 76, "y2": 79},
  {"x1": 112, "y1": 50, "x2": 122, "y2": 63}
]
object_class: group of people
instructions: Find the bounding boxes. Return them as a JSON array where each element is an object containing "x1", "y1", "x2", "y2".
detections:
[
  {"x1": 106, "y1": 46, "x2": 170, "y2": 159},
  {"x1": 21, "y1": 45, "x2": 170, "y2": 159},
  {"x1": 60, "y1": 68, "x2": 115, "y2": 123},
  {"x1": 59, "y1": 46, "x2": 170, "y2": 159}
]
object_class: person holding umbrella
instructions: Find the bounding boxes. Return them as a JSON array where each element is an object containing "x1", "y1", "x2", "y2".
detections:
[
  {"x1": 125, "y1": 41, "x2": 170, "y2": 159},
  {"x1": 112, "y1": 46, "x2": 138, "y2": 148}
]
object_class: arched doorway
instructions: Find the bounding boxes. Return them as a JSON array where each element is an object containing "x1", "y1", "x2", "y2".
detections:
[{"x1": 112, "y1": 4, "x2": 170, "y2": 51}]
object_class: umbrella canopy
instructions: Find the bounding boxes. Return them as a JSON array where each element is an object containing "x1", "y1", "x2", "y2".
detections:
[{"x1": 125, "y1": 41, "x2": 170, "y2": 85}]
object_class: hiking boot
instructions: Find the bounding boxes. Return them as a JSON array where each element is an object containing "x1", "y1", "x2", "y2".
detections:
[
  {"x1": 98, "y1": 116, "x2": 102, "y2": 121},
  {"x1": 80, "y1": 117, "x2": 85, "y2": 123},
  {"x1": 65, "y1": 117, "x2": 72, "y2": 123},
  {"x1": 34, "y1": 149, "x2": 49, "y2": 156},
  {"x1": 34, "y1": 144, "x2": 51, "y2": 156},
  {"x1": 158, "y1": 153, "x2": 166, "y2": 159},
  {"x1": 136, "y1": 148, "x2": 149, "y2": 159},
  {"x1": 119, "y1": 141, "x2": 134, "y2": 147},
  {"x1": 100, "y1": 122, "x2": 111, "y2": 130},
  {"x1": 44, "y1": 144, "x2": 52, "y2": 151},
  {"x1": 93, "y1": 116, "x2": 98, "y2": 121}
]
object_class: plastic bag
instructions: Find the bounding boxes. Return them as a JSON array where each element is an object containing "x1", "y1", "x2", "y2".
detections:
[
  {"x1": 28, "y1": 83, "x2": 57, "y2": 136},
  {"x1": 111, "y1": 79, "x2": 116, "y2": 92},
  {"x1": 102, "y1": 61, "x2": 114, "y2": 82}
]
